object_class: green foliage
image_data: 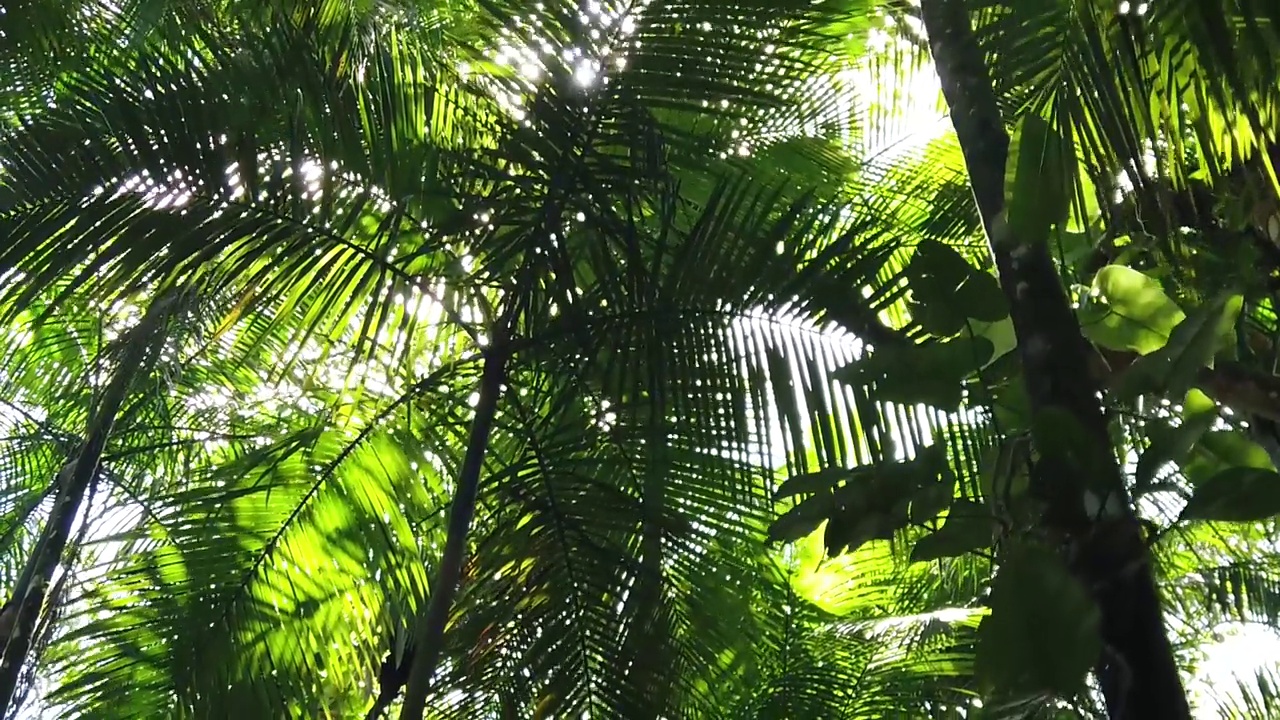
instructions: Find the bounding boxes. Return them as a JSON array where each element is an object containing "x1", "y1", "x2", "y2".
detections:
[
  {"x1": 769, "y1": 444, "x2": 958, "y2": 558},
  {"x1": 975, "y1": 543, "x2": 1101, "y2": 701},
  {"x1": 1182, "y1": 467, "x2": 1280, "y2": 522},
  {"x1": 1079, "y1": 265, "x2": 1187, "y2": 355},
  {"x1": 904, "y1": 239, "x2": 1009, "y2": 336},
  {"x1": 909, "y1": 499, "x2": 995, "y2": 563},
  {"x1": 1116, "y1": 291, "x2": 1243, "y2": 399},
  {"x1": 1003, "y1": 116, "x2": 1071, "y2": 244},
  {"x1": 835, "y1": 335, "x2": 994, "y2": 411},
  {"x1": 1135, "y1": 389, "x2": 1219, "y2": 490},
  {"x1": 0, "y1": 0, "x2": 1276, "y2": 717}
]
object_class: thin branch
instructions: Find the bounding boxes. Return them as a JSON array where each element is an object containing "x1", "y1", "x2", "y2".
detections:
[{"x1": 1089, "y1": 347, "x2": 1280, "y2": 422}]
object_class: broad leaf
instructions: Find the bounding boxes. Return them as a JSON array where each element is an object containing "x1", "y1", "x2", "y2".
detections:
[
  {"x1": 1135, "y1": 389, "x2": 1219, "y2": 489},
  {"x1": 1182, "y1": 467, "x2": 1280, "y2": 522},
  {"x1": 910, "y1": 500, "x2": 995, "y2": 562},
  {"x1": 909, "y1": 470, "x2": 958, "y2": 523},
  {"x1": 836, "y1": 335, "x2": 994, "y2": 411},
  {"x1": 818, "y1": 446, "x2": 951, "y2": 556},
  {"x1": 1079, "y1": 265, "x2": 1185, "y2": 355},
  {"x1": 976, "y1": 543, "x2": 1101, "y2": 699},
  {"x1": 1031, "y1": 406, "x2": 1117, "y2": 495},
  {"x1": 1117, "y1": 291, "x2": 1243, "y2": 399},
  {"x1": 1182, "y1": 429, "x2": 1277, "y2": 484},
  {"x1": 1004, "y1": 115, "x2": 1071, "y2": 244},
  {"x1": 905, "y1": 238, "x2": 1008, "y2": 336},
  {"x1": 824, "y1": 510, "x2": 899, "y2": 558},
  {"x1": 964, "y1": 316, "x2": 1017, "y2": 368},
  {"x1": 774, "y1": 467, "x2": 853, "y2": 500},
  {"x1": 768, "y1": 492, "x2": 837, "y2": 544}
]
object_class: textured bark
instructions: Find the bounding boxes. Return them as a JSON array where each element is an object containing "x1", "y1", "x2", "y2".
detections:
[{"x1": 917, "y1": 1, "x2": 1191, "y2": 718}]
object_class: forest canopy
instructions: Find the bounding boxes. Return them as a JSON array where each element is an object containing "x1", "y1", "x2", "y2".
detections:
[{"x1": 0, "y1": 0, "x2": 1279, "y2": 719}]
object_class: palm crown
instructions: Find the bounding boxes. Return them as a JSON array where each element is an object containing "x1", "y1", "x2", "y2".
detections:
[{"x1": 0, "y1": 0, "x2": 1277, "y2": 718}]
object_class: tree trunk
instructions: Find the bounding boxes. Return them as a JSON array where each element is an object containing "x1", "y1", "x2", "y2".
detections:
[
  {"x1": 0, "y1": 294, "x2": 176, "y2": 716},
  {"x1": 398, "y1": 333, "x2": 511, "y2": 720},
  {"x1": 916, "y1": 2, "x2": 1191, "y2": 718}
]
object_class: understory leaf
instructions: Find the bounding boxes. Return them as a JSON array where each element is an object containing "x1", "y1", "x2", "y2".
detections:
[
  {"x1": 976, "y1": 542, "x2": 1101, "y2": 699},
  {"x1": 1116, "y1": 291, "x2": 1243, "y2": 399},
  {"x1": 904, "y1": 238, "x2": 1008, "y2": 337},
  {"x1": 910, "y1": 500, "x2": 995, "y2": 562},
  {"x1": 1182, "y1": 467, "x2": 1280, "y2": 522},
  {"x1": 774, "y1": 467, "x2": 854, "y2": 500},
  {"x1": 1079, "y1": 265, "x2": 1185, "y2": 355},
  {"x1": 1181, "y1": 430, "x2": 1276, "y2": 485},
  {"x1": 1004, "y1": 115, "x2": 1071, "y2": 244},
  {"x1": 768, "y1": 445, "x2": 957, "y2": 557},
  {"x1": 1135, "y1": 389, "x2": 1219, "y2": 489},
  {"x1": 836, "y1": 335, "x2": 994, "y2": 411}
]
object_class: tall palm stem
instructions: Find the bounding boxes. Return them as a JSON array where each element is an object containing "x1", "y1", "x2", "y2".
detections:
[
  {"x1": 917, "y1": 1, "x2": 1190, "y2": 717},
  {"x1": 398, "y1": 325, "x2": 513, "y2": 720},
  {"x1": 0, "y1": 294, "x2": 176, "y2": 715}
]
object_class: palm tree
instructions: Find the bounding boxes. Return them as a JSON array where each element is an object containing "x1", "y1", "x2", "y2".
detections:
[
  {"x1": 0, "y1": 0, "x2": 1277, "y2": 719},
  {"x1": 0, "y1": 1, "x2": 984, "y2": 718}
]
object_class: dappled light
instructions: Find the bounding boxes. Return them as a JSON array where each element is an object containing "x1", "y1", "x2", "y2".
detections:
[{"x1": 0, "y1": 0, "x2": 1276, "y2": 719}]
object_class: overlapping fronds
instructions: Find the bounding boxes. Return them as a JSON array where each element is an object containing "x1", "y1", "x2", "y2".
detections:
[{"x1": 0, "y1": 0, "x2": 1274, "y2": 717}]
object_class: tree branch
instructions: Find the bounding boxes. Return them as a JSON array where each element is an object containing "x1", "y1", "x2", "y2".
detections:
[{"x1": 1089, "y1": 347, "x2": 1280, "y2": 422}]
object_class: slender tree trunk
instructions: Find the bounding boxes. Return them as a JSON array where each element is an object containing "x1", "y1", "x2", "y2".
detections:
[
  {"x1": 0, "y1": 294, "x2": 176, "y2": 715},
  {"x1": 916, "y1": 2, "x2": 1190, "y2": 718},
  {"x1": 398, "y1": 333, "x2": 512, "y2": 720},
  {"x1": 616, "y1": 330, "x2": 673, "y2": 717}
]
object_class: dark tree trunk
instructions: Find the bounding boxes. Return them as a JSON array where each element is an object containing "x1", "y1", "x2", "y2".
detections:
[
  {"x1": 398, "y1": 334, "x2": 511, "y2": 720},
  {"x1": 916, "y1": 1, "x2": 1191, "y2": 718},
  {"x1": 0, "y1": 294, "x2": 176, "y2": 716}
]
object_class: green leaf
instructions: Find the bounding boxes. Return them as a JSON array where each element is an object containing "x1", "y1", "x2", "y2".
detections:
[
  {"x1": 909, "y1": 470, "x2": 957, "y2": 523},
  {"x1": 836, "y1": 335, "x2": 994, "y2": 411},
  {"x1": 1116, "y1": 292, "x2": 1243, "y2": 399},
  {"x1": 823, "y1": 510, "x2": 898, "y2": 557},
  {"x1": 905, "y1": 239, "x2": 1008, "y2": 337},
  {"x1": 993, "y1": 378, "x2": 1033, "y2": 433},
  {"x1": 1004, "y1": 115, "x2": 1071, "y2": 244},
  {"x1": 976, "y1": 543, "x2": 1101, "y2": 698},
  {"x1": 1182, "y1": 467, "x2": 1280, "y2": 522},
  {"x1": 773, "y1": 467, "x2": 853, "y2": 500},
  {"x1": 768, "y1": 493, "x2": 836, "y2": 544},
  {"x1": 1182, "y1": 429, "x2": 1277, "y2": 485},
  {"x1": 1054, "y1": 229, "x2": 1098, "y2": 267},
  {"x1": 1078, "y1": 265, "x2": 1185, "y2": 355},
  {"x1": 1064, "y1": 164, "x2": 1101, "y2": 235},
  {"x1": 963, "y1": 316, "x2": 1017, "y2": 369},
  {"x1": 817, "y1": 448, "x2": 950, "y2": 556},
  {"x1": 910, "y1": 500, "x2": 995, "y2": 562},
  {"x1": 1135, "y1": 389, "x2": 1219, "y2": 489},
  {"x1": 955, "y1": 274, "x2": 1010, "y2": 323}
]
